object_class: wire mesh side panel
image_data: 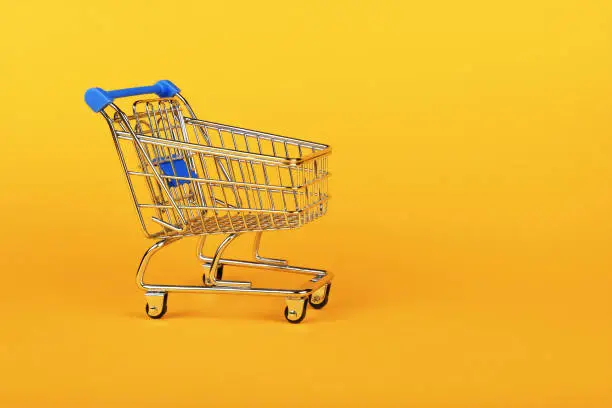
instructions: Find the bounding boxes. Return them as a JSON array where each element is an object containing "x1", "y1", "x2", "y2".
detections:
[
  {"x1": 180, "y1": 116, "x2": 330, "y2": 235},
  {"x1": 109, "y1": 97, "x2": 330, "y2": 238},
  {"x1": 299, "y1": 154, "x2": 330, "y2": 226}
]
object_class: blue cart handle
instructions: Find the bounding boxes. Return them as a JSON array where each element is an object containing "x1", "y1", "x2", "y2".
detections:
[{"x1": 85, "y1": 80, "x2": 180, "y2": 112}]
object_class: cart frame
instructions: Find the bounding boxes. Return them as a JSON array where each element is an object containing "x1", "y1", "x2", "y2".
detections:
[{"x1": 85, "y1": 80, "x2": 332, "y2": 323}]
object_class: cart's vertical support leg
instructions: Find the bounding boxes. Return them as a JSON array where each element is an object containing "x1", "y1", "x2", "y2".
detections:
[
  {"x1": 137, "y1": 237, "x2": 181, "y2": 319},
  {"x1": 197, "y1": 234, "x2": 208, "y2": 262},
  {"x1": 203, "y1": 233, "x2": 241, "y2": 286},
  {"x1": 253, "y1": 231, "x2": 288, "y2": 265},
  {"x1": 136, "y1": 237, "x2": 181, "y2": 290}
]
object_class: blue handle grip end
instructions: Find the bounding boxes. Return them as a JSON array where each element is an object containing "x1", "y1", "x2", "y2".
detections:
[{"x1": 85, "y1": 80, "x2": 180, "y2": 112}]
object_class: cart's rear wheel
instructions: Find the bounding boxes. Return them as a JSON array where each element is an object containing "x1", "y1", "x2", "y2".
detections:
[
  {"x1": 202, "y1": 264, "x2": 224, "y2": 285},
  {"x1": 145, "y1": 292, "x2": 168, "y2": 319},
  {"x1": 309, "y1": 283, "x2": 331, "y2": 309},
  {"x1": 284, "y1": 298, "x2": 308, "y2": 324}
]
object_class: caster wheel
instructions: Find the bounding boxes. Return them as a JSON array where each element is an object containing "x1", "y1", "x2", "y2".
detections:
[
  {"x1": 202, "y1": 264, "x2": 224, "y2": 285},
  {"x1": 309, "y1": 283, "x2": 331, "y2": 309},
  {"x1": 145, "y1": 292, "x2": 168, "y2": 319},
  {"x1": 284, "y1": 299, "x2": 308, "y2": 324}
]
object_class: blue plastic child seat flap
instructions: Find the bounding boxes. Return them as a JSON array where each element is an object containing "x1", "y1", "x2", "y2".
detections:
[{"x1": 157, "y1": 158, "x2": 197, "y2": 187}]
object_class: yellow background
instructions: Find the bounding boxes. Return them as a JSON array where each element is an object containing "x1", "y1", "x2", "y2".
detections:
[{"x1": 1, "y1": 1, "x2": 611, "y2": 406}]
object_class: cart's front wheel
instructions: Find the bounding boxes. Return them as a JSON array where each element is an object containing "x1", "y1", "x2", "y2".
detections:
[
  {"x1": 145, "y1": 292, "x2": 168, "y2": 319},
  {"x1": 284, "y1": 298, "x2": 308, "y2": 324},
  {"x1": 202, "y1": 264, "x2": 224, "y2": 285},
  {"x1": 309, "y1": 283, "x2": 331, "y2": 309}
]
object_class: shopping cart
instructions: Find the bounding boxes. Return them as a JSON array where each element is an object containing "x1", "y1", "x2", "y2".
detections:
[{"x1": 85, "y1": 80, "x2": 332, "y2": 323}]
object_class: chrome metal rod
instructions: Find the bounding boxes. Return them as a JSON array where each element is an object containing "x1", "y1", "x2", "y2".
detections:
[
  {"x1": 199, "y1": 254, "x2": 326, "y2": 276},
  {"x1": 203, "y1": 233, "x2": 241, "y2": 286},
  {"x1": 183, "y1": 117, "x2": 329, "y2": 150},
  {"x1": 136, "y1": 237, "x2": 182, "y2": 290},
  {"x1": 139, "y1": 272, "x2": 333, "y2": 298},
  {"x1": 253, "y1": 231, "x2": 287, "y2": 265},
  {"x1": 198, "y1": 233, "x2": 321, "y2": 275}
]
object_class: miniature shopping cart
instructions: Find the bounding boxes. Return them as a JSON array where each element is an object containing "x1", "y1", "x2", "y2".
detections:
[{"x1": 85, "y1": 80, "x2": 332, "y2": 323}]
